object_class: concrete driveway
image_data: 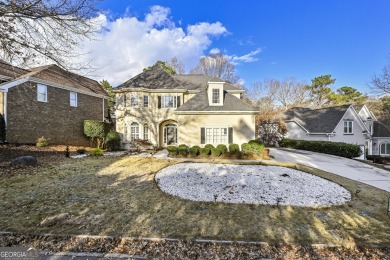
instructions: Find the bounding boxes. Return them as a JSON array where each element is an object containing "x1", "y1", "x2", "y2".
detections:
[{"x1": 269, "y1": 148, "x2": 390, "y2": 192}]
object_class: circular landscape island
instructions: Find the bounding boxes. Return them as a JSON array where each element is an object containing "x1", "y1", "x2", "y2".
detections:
[{"x1": 155, "y1": 163, "x2": 351, "y2": 207}]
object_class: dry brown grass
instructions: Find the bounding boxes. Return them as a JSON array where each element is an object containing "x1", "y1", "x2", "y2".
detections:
[{"x1": 0, "y1": 156, "x2": 389, "y2": 247}]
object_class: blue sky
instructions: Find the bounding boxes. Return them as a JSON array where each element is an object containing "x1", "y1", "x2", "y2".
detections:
[{"x1": 90, "y1": 0, "x2": 390, "y2": 93}]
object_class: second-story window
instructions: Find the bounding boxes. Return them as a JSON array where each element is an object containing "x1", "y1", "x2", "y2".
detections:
[
  {"x1": 130, "y1": 94, "x2": 138, "y2": 107},
  {"x1": 344, "y1": 120, "x2": 353, "y2": 134},
  {"x1": 70, "y1": 92, "x2": 77, "y2": 107},
  {"x1": 37, "y1": 84, "x2": 47, "y2": 102},
  {"x1": 212, "y1": 89, "x2": 220, "y2": 104},
  {"x1": 162, "y1": 96, "x2": 177, "y2": 108},
  {"x1": 143, "y1": 95, "x2": 149, "y2": 107}
]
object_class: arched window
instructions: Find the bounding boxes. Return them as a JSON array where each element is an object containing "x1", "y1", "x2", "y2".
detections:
[
  {"x1": 143, "y1": 124, "x2": 149, "y2": 140},
  {"x1": 130, "y1": 122, "x2": 139, "y2": 141},
  {"x1": 380, "y1": 142, "x2": 390, "y2": 155}
]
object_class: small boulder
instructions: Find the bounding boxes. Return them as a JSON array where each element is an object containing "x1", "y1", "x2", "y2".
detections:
[{"x1": 11, "y1": 156, "x2": 38, "y2": 167}]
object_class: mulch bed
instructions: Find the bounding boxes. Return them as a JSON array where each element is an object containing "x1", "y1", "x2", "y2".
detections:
[{"x1": 0, "y1": 233, "x2": 389, "y2": 259}]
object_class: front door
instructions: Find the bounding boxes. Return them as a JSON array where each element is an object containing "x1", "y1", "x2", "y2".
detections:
[{"x1": 164, "y1": 124, "x2": 177, "y2": 145}]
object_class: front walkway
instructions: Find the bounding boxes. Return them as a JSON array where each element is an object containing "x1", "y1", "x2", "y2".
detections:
[{"x1": 269, "y1": 148, "x2": 390, "y2": 192}]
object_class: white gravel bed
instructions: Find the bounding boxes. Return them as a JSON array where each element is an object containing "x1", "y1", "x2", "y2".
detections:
[{"x1": 155, "y1": 163, "x2": 351, "y2": 207}]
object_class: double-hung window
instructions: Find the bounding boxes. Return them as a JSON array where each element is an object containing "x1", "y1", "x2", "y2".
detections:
[
  {"x1": 130, "y1": 122, "x2": 139, "y2": 141},
  {"x1": 212, "y1": 89, "x2": 220, "y2": 104},
  {"x1": 37, "y1": 84, "x2": 47, "y2": 102},
  {"x1": 70, "y1": 92, "x2": 77, "y2": 107},
  {"x1": 143, "y1": 95, "x2": 149, "y2": 107},
  {"x1": 344, "y1": 120, "x2": 353, "y2": 134},
  {"x1": 130, "y1": 94, "x2": 138, "y2": 107},
  {"x1": 143, "y1": 124, "x2": 149, "y2": 140}
]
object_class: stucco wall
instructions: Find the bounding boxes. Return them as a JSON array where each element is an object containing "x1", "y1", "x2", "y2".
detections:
[
  {"x1": 177, "y1": 113, "x2": 256, "y2": 146},
  {"x1": 7, "y1": 82, "x2": 106, "y2": 145}
]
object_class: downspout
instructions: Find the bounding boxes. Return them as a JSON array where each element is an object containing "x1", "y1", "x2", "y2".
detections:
[
  {"x1": 102, "y1": 97, "x2": 105, "y2": 121},
  {"x1": 3, "y1": 91, "x2": 7, "y2": 125}
]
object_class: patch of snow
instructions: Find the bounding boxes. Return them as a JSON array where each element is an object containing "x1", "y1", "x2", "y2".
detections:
[
  {"x1": 71, "y1": 154, "x2": 88, "y2": 159},
  {"x1": 155, "y1": 163, "x2": 351, "y2": 207}
]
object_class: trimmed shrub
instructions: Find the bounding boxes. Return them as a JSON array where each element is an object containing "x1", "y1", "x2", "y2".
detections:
[
  {"x1": 36, "y1": 136, "x2": 48, "y2": 147},
  {"x1": 280, "y1": 138, "x2": 362, "y2": 159},
  {"x1": 178, "y1": 144, "x2": 189, "y2": 156},
  {"x1": 0, "y1": 113, "x2": 5, "y2": 143},
  {"x1": 83, "y1": 120, "x2": 110, "y2": 148},
  {"x1": 204, "y1": 144, "x2": 215, "y2": 150},
  {"x1": 216, "y1": 144, "x2": 228, "y2": 154},
  {"x1": 211, "y1": 148, "x2": 222, "y2": 157},
  {"x1": 90, "y1": 148, "x2": 104, "y2": 156},
  {"x1": 105, "y1": 131, "x2": 121, "y2": 151},
  {"x1": 189, "y1": 146, "x2": 200, "y2": 157},
  {"x1": 229, "y1": 143, "x2": 240, "y2": 154},
  {"x1": 167, "y1": 146, "x2": 178, "y2": 156},
  {"x1": 241, "y1": 143, "x2": 252, "y2": 155},
  {"x1": 249, "y1": 140, "x2": 265, "y2": 156},
  {"x1": 199, "y1": 147, "x2": 211, "y2": 156}
]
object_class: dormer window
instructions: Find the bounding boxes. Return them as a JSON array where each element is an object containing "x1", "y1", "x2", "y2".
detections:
[{"x1": 212, "y1": 89, "x2": 220, "y2": 104}]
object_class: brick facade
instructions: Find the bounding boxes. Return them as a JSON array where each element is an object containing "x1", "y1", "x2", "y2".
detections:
[{"x1": 7, "y1": 82, "x2": 107, "y2": 146}]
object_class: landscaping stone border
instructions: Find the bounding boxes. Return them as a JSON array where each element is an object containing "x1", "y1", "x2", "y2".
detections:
[{"x1": 1, "y1": 232, "x2": 389, "y2": 259}]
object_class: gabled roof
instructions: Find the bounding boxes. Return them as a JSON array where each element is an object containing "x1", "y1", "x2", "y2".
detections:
[
  {"x1": 116, "y1": 64, "x2": 184, "y2": 90},
  {"x1": 283, "y1": 105, "x2": 351, "y2": 133},
  {"x1": 172, "y1": 74, "x2": 241, "y2": 91},
  {"x1": 175, "y1": 90, "x2": 257, "y2": 112},
  {"x1": 373, "y1": 121, "x2": 390, "y2": 137},
  {"x1": 0, "y1": 59, "x2": 29, "y2": 79},
  {"x1": 1, "y1": 64, "x2": 107, "y2": 96}
]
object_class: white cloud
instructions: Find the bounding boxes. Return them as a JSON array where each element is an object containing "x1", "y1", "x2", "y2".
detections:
[
  {"x1": 79, "y1": 6, "x2": 228, "y2": 86},
  {"x1": 209, "y1": 48, "x2": 221, "y2": 54},
  {"x1": 231, "y1": 48, "x2": 262, "y2": 63}
]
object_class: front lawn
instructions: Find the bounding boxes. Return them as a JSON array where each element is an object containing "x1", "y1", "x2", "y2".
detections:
[{"x1": 1, "y1": 155, "x2": 389, "y2": 246}]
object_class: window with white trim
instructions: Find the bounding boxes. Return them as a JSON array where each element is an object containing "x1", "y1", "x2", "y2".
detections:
[
  {"x1": 143, "y1": 95, "x2": 149, "y2": 107},
  {"x1": 380, "y1": 143, "x2": 390, "y2": 155},
  {"x1": 130, "y1": 94, "x2": 138, "y2": 107},
  {"x1": 70, "y1": 92, "x2": 77, "y2": 107},
  {"x1": 143, "y1": 124, "x2": 149, "y2": 140},
  {"x1": 206, "y1": 127, "x2": 228, "y2": 144},
  {"x1": 212, "y1": 88, "x2": 220, "y2": 104},
  {"x1": 162, "y1": 96, "x2": 177, "y2": 108},
  {"x1": 37, "y1": 84, "x2": 47, "y2": 102},
  {"x1": 130, "y1": 122, "x2": 139, "y2": 141},
  {"x1": 344, "y1": 121, "x2": 353, "y2": 134}
]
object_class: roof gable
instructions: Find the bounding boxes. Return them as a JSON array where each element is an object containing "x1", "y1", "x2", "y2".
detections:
[
  {"x1": 283, "y1": 105, "x2": 351, "y2": 133},
  {"x1": 0, "y1": 60, "x2": 29, "y2": 79}
]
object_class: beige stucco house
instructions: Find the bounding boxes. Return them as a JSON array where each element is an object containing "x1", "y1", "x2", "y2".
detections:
[{"x1": 114, "y1": 64, "x2": 258, "y2": 148}]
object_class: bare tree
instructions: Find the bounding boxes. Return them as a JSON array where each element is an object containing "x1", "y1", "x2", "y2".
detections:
[
  {"x1": 249, "y1": 79, "x2": 279, "y2": 114},
  {"x1": 190, "y1": 53, "x2": 240, "y2": 85},
  {"x1": 275, "y1": 77, "x2": 310, "y2": 110},
  {"x1": 0, "y1": 0, "x2": 100, "y2": 69},
  {"x1": 371, "y1": 63, "x2": 390, "y2": 94},
  {"x1": 165, "y1": 57, "x2": 185, "y2": 75}
]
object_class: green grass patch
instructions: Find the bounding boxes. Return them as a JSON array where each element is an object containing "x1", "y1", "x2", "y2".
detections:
[{"x1": 0, "y1": 156, "x2": 389, "y2": 247}]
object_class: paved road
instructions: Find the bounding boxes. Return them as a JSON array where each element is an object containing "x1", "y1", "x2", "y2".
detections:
[{"x1": 269, "y1": 148, "x2": 390, "y2": 192}]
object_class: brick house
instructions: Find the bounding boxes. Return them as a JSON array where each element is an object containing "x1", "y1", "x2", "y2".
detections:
[{"x1": 0, "y1": 60, "x2": 108, "y2": 146}]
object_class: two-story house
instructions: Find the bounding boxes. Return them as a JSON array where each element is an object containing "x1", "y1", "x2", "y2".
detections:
[
  {"x1": 283, "y1": 104, "x2": 390, "y2": 157},
  {"x1": 114, "y1": 64, "x2": 258, "y2": 148},
  {"x1": 0, "y1": 60, "x2": 108, "y2": 145}
]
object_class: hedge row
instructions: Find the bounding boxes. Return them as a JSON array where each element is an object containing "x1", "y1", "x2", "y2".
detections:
[
  {"x1": 167, "y1": 140, "x2": 265, "y2": 158},
  {"x1": 279, "y1": 138, "x2": 362, "y2": 159}
]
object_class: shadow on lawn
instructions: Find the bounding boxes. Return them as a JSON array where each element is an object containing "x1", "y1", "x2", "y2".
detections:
[{"x1": 0, "y1": 156, "x2": 390, "y2": 249}]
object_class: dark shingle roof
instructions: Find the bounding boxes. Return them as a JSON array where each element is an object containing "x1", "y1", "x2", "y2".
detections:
[
  {"x1": 0, "y1": 59, "x2": 29, "y2": 79},
  {"x1": 283, "y1": 105, "x2": 351, "y2": 133},
  {"x1": 24, "y1": 64, "x2": 107, "y2": 96},
  {"x1": 373, "y1": 121, "x2": 390, "y2": 137},
  {"x1": 116, "y1": 64, "x2": 241, "y2": 91},
  {"x1": 175, "y1": 90, "x2": 257, "y2": 112},
  {"x1": 117, "y1": 64, "x2": 184, "y2": 90}
]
